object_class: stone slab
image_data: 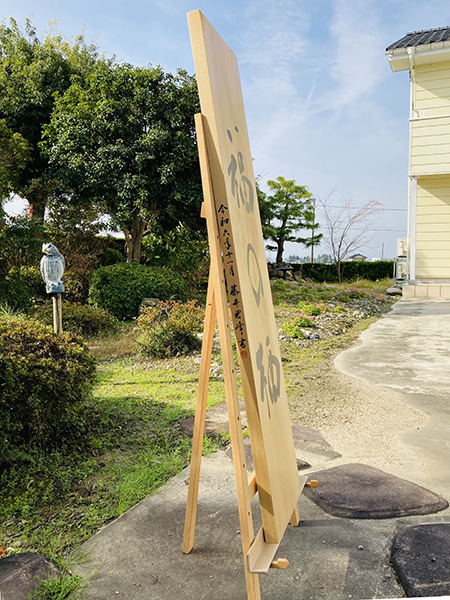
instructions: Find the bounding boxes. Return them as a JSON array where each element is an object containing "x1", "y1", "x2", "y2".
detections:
[
  {"x1": 303, "y1": 463, "x2": 448, "y2": 519},
  {"x1": 0, "y1": 553, "x2": 60, "y2": 600},
  {"x1": 391, "y1": 524, "x2": 450, "y2": 597}
]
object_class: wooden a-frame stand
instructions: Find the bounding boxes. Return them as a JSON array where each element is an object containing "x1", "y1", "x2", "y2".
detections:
[{"x1": 183, "y1": 114, "x2": 317, "y2": 600}]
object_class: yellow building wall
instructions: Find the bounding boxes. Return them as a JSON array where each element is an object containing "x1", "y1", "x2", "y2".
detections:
[
  {"x1": 416, "y1": 175, "x2": 450, "y2": 279},
  {"x1": 410, "y1": 61, "x2": 450, "y2": 175}
]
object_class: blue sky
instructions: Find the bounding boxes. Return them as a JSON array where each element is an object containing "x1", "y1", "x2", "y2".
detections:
[{"x1": 4, "y1": 0, "x2": 450, "y2": 260}]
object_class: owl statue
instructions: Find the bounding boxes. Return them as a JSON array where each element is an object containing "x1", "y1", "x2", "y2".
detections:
[{"x1": 40, "y1": 243, "x2": 66, "y2": 294}]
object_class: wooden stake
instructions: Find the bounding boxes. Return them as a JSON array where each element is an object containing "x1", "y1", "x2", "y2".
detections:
[{"x1": 52, "y1": 293, "x2": 62, "y2": 334}]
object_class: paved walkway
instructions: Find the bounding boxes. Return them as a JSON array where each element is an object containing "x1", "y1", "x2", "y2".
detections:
[{"x1": 74, "y1": 299, "x2": 450, "y2": 599}]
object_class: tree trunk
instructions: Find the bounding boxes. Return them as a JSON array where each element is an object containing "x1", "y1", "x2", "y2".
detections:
[
  {"x1": 25, "y1": 178, "x2": 55, "y2": 224},
  {"x1": 337, "y1": 260, "x2": 342, "y2": 284},
  {"x1": 276, "y1": 240, "x2": 284, "y2": 266},
  {"x1": 123, "y1": 208, "x2": 146, "y2": 263}
]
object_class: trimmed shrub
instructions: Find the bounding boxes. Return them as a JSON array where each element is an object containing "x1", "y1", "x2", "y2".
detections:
[
  {"x1": 32, "y1": 301, "x2": 118, "y2": 337},
  {"x1": 0, "y1": 316, "x2": 96, "y2": 450},
  {"x1": 292, "y1": 261, "x2": 395, "y2": 282},
  {"x1": 136, "y1": 300, "x2": 203, "y2": 357},
  {"x1": 89, "y1": 263, "x2": 189, "y2": 321}
]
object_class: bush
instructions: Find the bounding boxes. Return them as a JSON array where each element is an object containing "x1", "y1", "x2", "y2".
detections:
[
  {"x1": 136, "y1": 300, "x2": 203, "y2": 357},
  {"x1": 89, "y1": 263, "x2": 189, "y2": 321},
  {"x1": 0, "y1": 271, "x2": 32, "y2": 310},
  {"x1": 32, "y1": 301, "x2": 118, "y2": 337},
  {"x1": 9, "y1": 266, "x2": 46, "y2": 301},
  {"x1": 0, "y1": 316, "x2": 96, "y2": 450},
  {"x1": 100, "y1": 247, "x2": 125, "y2": 266}
]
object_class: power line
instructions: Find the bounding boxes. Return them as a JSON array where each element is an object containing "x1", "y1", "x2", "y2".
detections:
[{"x1": 321, "y1": 205, "x2": 407, "y2": 212}]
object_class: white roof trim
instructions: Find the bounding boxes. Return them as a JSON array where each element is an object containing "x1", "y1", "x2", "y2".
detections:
[{"x1": 386, "y1": 41, "x2": 450, "y2": 72}]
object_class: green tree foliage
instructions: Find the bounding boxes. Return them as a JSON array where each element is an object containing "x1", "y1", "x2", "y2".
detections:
[
  {"x1": 0, "y1": 214, "x2": 43, "y2": 273},
  {"x1": 141, "y1": 222, "x2": 209, "y2": 297},
  {"x1": 259, "y1": 176, "x2": 322, "y2": 265},
  {"x1": 0, "y1": 18, "x2": 100, "y2": 220},
  {"x1": 43, "y1": 61, "x2": 203, "y2": 263},
  {"x1": 0, "y1": 119, "x2": 31, "y2": 203}
]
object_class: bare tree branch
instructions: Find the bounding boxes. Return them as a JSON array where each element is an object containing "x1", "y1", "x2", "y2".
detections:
[{"x1": 320, "y1": 194, "x2": 382, "y2": 282}]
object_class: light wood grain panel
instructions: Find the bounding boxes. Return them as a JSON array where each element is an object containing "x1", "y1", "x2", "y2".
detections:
[{"x1": 188, "y1": 9, "x2": 300, "y2": 545}]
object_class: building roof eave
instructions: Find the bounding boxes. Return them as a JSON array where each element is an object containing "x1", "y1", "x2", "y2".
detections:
[{"x1": 386, "y1": 40, "x2": 450, "y2": 72}]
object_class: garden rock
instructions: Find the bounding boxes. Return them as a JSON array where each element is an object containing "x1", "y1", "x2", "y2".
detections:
[
  {"x1": 0, "y1": 553, "x2": 60, "y2": 600},
  {"x1": 391, "y1": 524, "x2": 450, "y2": 597},
  {"x1": 303, "y1": 463, "x2": 448, "y2": 518}
]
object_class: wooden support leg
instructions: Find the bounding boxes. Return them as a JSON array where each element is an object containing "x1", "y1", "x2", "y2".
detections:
[
  {"x1": 194, "y1": 112, "x2": 261, "y2": 599},
  {"x1": 290, "y1": 506, "x2": 300, "y2": 527},
  {"x1": 183, "y1": 275, "x2": 216, "y2": 554}
]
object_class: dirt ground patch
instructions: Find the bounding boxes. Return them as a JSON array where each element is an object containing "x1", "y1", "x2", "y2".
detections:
[{"x1": 286, "y1": 329, "x2": 427, "y2": 474}]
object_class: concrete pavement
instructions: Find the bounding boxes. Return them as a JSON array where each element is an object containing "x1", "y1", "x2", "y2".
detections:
[{"x1": 74, "y1": 298, "x2": 450, "y2": 599}]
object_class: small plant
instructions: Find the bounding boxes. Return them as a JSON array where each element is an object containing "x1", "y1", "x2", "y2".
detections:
[
  {"x1": 282, "y1": 314, "x2": 314, "y2": 338},
  {"x1": 137, "y1": 300, "x2": 204, "y2": 358},
  {"x1": 298, "y1": 300, "x2": 322, "y2": 316},
  {"x1": 28, "y1": 572, "x2": 83, "y2": 600}
]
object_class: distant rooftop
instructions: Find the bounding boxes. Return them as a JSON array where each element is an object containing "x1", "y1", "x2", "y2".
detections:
[{"x1": 386, "y1": 27, "x2": 450, "y2": 51}]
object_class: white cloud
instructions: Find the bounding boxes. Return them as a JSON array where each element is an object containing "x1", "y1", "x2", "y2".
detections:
[
  {"x1": 316, "y1": 0, "x2": 387, "y2": 114},
  {"x1": 241, "y1": 0, "x2": 311, "y2": 99}
]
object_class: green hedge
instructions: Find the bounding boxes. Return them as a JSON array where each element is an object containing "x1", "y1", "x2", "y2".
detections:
[
  {"x1": 291, "y1": 261, "x2": 394, "y2": 282},
  {"x1": 88, "y1": 263, "x2": 189, "y2": 321},
  {"x1": 0, "y1": 316, "x2": 96, "y2": 450},
  {"x1": 32, "y1": 301, "x2": 118, "y2": 337}
]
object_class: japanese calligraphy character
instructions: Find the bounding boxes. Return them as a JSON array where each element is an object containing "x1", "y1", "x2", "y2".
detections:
[
  {"x1": 226, "y1": 127, "x2": 255, "y2": 214},
  {"x1": 256, "y1": 337, "x2": 281, "y2": 419},
  {"x1": 247, "y1": 243, "x2": 264, "y2": 308}
]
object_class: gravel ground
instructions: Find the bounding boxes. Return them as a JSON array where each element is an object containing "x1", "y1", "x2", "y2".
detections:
[{"x1": 285, "y1": 297, "x2": 428, "y2": 475}]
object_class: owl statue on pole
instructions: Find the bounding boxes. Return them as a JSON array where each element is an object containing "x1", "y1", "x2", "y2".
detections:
[{"x1": 40, "y1": 243, "x2": 66, "y2": 294}]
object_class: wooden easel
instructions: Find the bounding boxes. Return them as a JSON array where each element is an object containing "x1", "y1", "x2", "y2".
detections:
[{"x1": 183, "y1": 114, "x2": 317, "y2": 600}]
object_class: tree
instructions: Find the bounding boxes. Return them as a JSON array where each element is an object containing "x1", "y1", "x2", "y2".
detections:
[
  {"x1": 320, "y1": 195, "x2": 381, "y2": 283},
  {"x1": 0, "y1": 119, "x2": 31, "y2": 205},
  {"x1": 0, "y1": 18, "x2": 100, "y2": 221},
  {"x1": 43, "y1": 62, "x2": 203, "y2": 263},
  {"x1": 259, "y1": 176, "x2": 322, "y2": 265}
]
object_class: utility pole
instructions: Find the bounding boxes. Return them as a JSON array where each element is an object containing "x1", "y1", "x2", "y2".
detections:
[{"x1": 310, "y1": 197, "x2": 316, "y2": 263}]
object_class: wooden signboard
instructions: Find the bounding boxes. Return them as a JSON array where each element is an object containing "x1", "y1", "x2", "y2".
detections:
[{"x1": 187, "y1": 9, "x2": 301, "y2": 543}]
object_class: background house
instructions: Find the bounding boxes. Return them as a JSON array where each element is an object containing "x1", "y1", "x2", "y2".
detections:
[
  {"x1": 348, "y1": 253, "x2": 367, "y2": 262},
  {"x1": 386, "y1": 28, "x2": 450, "y2": 298}
]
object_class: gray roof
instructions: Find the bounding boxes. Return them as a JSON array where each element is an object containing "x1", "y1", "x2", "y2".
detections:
[{"x1": 386, "y1": 27, "x2": 450, "y2": 51}]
